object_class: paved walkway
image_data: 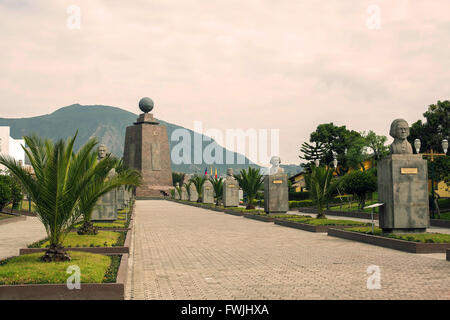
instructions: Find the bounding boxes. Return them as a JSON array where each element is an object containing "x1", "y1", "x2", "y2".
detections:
[
  {"x1": 0, "y1": 216, "x2": 47, "y2": 260},
  {"x1": 126, "y1": 200, "x2": 450, "y2": 300}
]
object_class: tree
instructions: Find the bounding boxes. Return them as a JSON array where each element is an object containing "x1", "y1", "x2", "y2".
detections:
[
  {"x1": 9, "y1": 176, "x2": 23, "y2": 210},
  {"x1": 175, "y1": 184, "x2": 182, "y2": 199},
  {"x1": 299, "y1": 141, "x2": 328, "y2": 170},
  {"x1": 409, "y1": 100, "x2": 449, "y2": 152},
  {"x1": 183, "y1": 182, "x2": 192, "y2": 199},
  {"x1": 0, "y1": 177, "x2": 11, "y2": 211},
  {"x1": 363, "y1": 130, "x2": 389, "y2": 161},
  {"x1": 304, "y1": 165, "x2": 341, "y2": 218},
  {"x1": 209, "y1": 176, "x2": 223, "y2": 206},
  {"x1": 342, "y1": 170, "x2": 377, "y2": 210},
  {"x1": 235, "y1": 167, "x2": 264, "y2": 209},
  {"x1": 409, "y1": 100, "x2": 450, "y2": 188},
  {"x1": 172, "y1": 172, "x2": 185, "y2": 187},
  {"x1": 77, "y1": 154, "x2": 141, "y2": 235},
  {"x1": 302, "y1": 123, "x2": 368, "y2": 174},
  {"x1": 0, "y1": 133, "x2": 112, "y2": 262},
  {"x1": 190, "y1": 175, "x2": 206, "y2": 202}
]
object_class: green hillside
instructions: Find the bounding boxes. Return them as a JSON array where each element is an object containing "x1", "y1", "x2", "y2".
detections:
[{"x1": 0, "y1": 104, "x2": 302, "y2": 176}]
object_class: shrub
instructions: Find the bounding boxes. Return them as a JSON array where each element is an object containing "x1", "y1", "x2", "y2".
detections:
[
  {"x1": 288, "y1": 191, "x2": 310, "y2": 201},
  {"x1": 0, "y1": 178, "x2": 11, "y2": 211},
  {"x1": 342, "y1": 170, "x2": 377, "y2": 210},
  {"x1": 289, "y1": 200, "x2": 314, "y2": 208}
]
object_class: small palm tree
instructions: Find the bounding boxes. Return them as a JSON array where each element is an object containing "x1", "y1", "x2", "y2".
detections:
[
  {"x1": 235, "y1": 167, "x2": 264, "y2": 209},
  {"x1": 304, "y1": 165, "x2": 341, "y2": 219},
  {"x1": 175, "y1": 184, "x2": 182, "y2": 199},
  {"x1": 77, "y1": 154, "x2": 141, "y2": 235},
  {"x1": 0, "y1": 133, "x2": 106, "y2": 262},
  {"x1": 209, "y1": 176, "x2": 223, "y2": 206},
  {"x1": 183, "y1": 182, "x2": 192, "y2": 199},
  {"x1": 190, "y1": 175, "x2": 206, "y2": 202}
]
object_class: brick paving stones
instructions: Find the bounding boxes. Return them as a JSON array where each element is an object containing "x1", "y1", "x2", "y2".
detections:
[{"x1": 126, "y1": 201, "x2": 450, "y2": 300}]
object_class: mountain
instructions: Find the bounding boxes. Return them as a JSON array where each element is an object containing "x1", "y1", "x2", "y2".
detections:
[{"x1": 0, "y1": 104, "x2": 301, "y2": 176}]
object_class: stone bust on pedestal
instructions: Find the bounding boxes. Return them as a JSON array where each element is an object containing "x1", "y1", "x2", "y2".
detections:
[
  {"x1": 378, "y1": 118, "x2": 428, "y2": 233},
  {"x1": 389, "y1": 119, "x2": 413, "y2": 154}
]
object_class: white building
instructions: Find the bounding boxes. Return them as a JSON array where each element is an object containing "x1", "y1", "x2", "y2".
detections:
[{"x1": 0, "y1": 126, "x2": 25, "y2": 170}]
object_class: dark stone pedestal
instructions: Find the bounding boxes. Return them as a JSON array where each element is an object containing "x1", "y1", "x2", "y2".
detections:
[
  {"x1": 378, "y1": 154, "x2": 429, "y2": 233},
  {"x1": 123, "y1": 113, "x2": 173, "y2": 198},
  {"x1": 264, "y1": 173, "x2": 288, "y2": 214}
]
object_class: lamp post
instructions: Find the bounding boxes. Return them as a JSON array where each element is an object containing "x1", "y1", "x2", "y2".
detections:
[{"x1": 414, "y1": 138, "x2": 448, "y2": 218}]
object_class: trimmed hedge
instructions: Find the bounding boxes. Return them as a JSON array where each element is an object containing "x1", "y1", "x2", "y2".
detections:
[{"x1": 288, "y1": 191, "x2": 310, "y2": 201}]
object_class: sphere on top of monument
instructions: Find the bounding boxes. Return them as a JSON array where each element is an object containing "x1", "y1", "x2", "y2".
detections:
[{"x1": 139, "y1": 97, "x2": 154, "y2": 113}]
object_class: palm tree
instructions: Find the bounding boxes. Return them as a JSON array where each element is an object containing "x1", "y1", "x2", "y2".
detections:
[
  {"x1": 209, "y1": 176, "x2": 223, "y2": 206},
  {"x1": 77, "y1": 154, "x2": 141, "y2": 235},
  {"x1": 183, "y1": 182, "x2": 192, "y2": 199},
  {"x1": 175, "y1": 184, "x2": 182, "y2": 199},
  {"x1": 190, "y1": 175, "x2": 206, "y2": 202},
  {"x1": 304, "y1": 165, "x2": 341, "y2": 219},
  {"x1": 0, "y1": 133, "x2": 107, "y2": 262},
  {"x1": 235, "y1": 167, "x2": 264, "y2": 209}
]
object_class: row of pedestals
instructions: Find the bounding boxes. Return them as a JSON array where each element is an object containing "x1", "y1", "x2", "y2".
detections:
[
  {"x1": 91, "y1": 186, "x2": 134, "y2": 221},
  {"x1": 175, "y1": 172, "x2": 289, "y2": 213}
]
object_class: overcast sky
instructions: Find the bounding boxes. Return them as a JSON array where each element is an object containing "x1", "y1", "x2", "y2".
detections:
[{"x1": 0, "y1": 0, "x2": 449, "y2": 165}]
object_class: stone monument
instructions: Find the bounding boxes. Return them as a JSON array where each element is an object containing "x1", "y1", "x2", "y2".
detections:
[
  {"x1": 264, "y1": 156, "x2": 289, "y2": 213},
  {"x1": 202, "y1": 179, "x2": 214, "y2": 204},
  {"x1": 223, "y1": 168, "x2": 239, "y2": 207},
  {"x1": 175, "y1": 182, "x2": 181, "y2": 200},
  {"x1": 189, "y1": 185, "x2": 199, "y2": 202},
  {"x1": 123, "y1": 97, "x2": 173, "y2": 198},
  {"x1": 92, "y1": 144, "x2": 118, "y2": 221},
  {"x1": 378, "y1": 119, "x2": 429, "y2": 233},
  {"x1": 117, "y1": 186, "x2": 126, "y2": 210}
]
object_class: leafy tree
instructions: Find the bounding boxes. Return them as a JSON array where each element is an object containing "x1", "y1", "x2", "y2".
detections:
[
  {"x1": 409, "y1": 100, "x2": 449, "y2": 152},
  {"x1": 302, "y1": 123, "x2": 369, "y2": 174},
  {"x1": 190, "y1": 175, "x2": 206, "y2": 202},
  {"x1": 0, "y1": 177, "x2": 11, "y2": 211},
  {"x1": 77, "y1": 154, "x2": 141, "y2": 235},
  {"x1": 304, "y1": 165, "x2": 341, "y2": 218},
  {"x1": 172, "y1": 172, "x2": 185, "y2": 187},
  {"x1": 235, "y1": 167, "x2": 264, "y2": 209},
  {"x1": 363, "y1": 130, "x2": 389, "y2": 161},
  {"x1": 0, "y1": 133, "x2": 113, "y2": 262},
  {"x1": 409, "y1": 100, "x2": 450, "y2": 188},
  {"x1": 209, "y1": 176, "x2": 223, "y2": 205},
  {"x1": 342, "y1": 170, "x2": 377, "y2": 210}
]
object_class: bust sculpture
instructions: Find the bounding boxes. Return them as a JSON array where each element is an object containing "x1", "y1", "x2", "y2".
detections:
[
  {"x1": 389, "y1": 119, "x2": 413, "y2": 154},
  {"x1": 97, "y1": 144, "x2": 108, "y2": 160},
  {"x1": 269, "y1": 156, "x2": 284, "y2": 175}
]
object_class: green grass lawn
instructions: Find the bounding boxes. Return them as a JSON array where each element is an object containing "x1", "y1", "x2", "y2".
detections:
[
  {"x1": 39, "y1": 231, "x2": 121, "y2": 248},
  {"x1": 284, "y1": 216, "x2": 370, "y2": 226},
  {"x1": 0, "y1": 252, "x2": 112, "y2": 285},
  {"x1": 74, "y1": 219, "x2": 127, "y2": 229},
  {"x1": 0, "y1": 213, "x2": 14, "y2": 221},
  {"x1": 346, "y1": 226, "x2": 450, "y2": 243},
  {"x1": 5, "y1": 200, "x2": 36, "y2": 212},
  {"x1": 329, "y1": 199, "x2": 379, "y2": 213}
]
